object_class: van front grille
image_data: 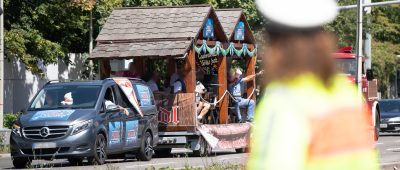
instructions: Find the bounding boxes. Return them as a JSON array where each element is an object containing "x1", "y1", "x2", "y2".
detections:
[{"x1": 22, "y1": 126, "x2": 70, "y2": 140}]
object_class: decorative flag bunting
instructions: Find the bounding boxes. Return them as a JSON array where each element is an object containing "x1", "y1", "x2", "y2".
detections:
[{"x1": 194, "y1": 40, "x2": 257, "y2": 57}]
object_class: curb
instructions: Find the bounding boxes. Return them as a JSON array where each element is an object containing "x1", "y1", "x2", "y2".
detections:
[
  {"x1": 381, "y1": 162, "x2": 400, "y2": 170},
  {"x1": 0, "y1": 154, "x2": 10, "y2": 158}
]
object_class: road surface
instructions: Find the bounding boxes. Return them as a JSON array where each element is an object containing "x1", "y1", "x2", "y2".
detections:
[{"x1": 0, "y1": 134, "x2": 398, "y2": 169}]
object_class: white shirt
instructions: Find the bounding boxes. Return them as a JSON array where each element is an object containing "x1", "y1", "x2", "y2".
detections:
[
  {"x1": 147, "y1": 80, "x2": 159, "y2": 92},
  {"x1": 105, "y1": 100, "x2": 115, "y2": 109},
  {"x1": 170, "y1": 73, "x2": 180, "y2": 87},
  {"x1": 173, "y1": 81, "x2": 183, "y2": 93}
]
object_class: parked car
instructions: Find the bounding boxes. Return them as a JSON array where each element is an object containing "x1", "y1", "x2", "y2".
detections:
[
  {"x1": 10, "y1": 79, "x2": 158, "y2": 168},
  {"x1": 379, "y1": 99, "x2": 400, "y2": 132}
]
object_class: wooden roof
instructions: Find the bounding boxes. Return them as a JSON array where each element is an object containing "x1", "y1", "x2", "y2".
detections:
[
  {"x1": 216, "y1": 9, "x2": 255, "y2": 44},
  {"x1": 91, "y1": 5, "x2": 228, "y2": 59}
]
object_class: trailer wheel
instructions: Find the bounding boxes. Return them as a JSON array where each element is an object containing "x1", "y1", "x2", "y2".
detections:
[
  {"x1": 155, "y1": 148, "x2": 172, "y2": 156},
  {"x1": 193, "y1": 137, "x2": 211, "y2": 157},
  {"x1": 235, "y1": 148, "x2": 249, "y2": 153}
]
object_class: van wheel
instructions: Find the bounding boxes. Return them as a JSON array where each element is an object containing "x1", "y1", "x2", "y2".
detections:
[
  {"x1": 193, "y1": 137, "x2": 211, "y2": 157},
  {"x1": 12, "y1": 157, "x2": 31, "y2": 169},
  {"x1": 88, "y1": 133, "x2": 107, "y2": 165},
  {"x1": 68, "y1": 157, "x2": 83, "y2": 166},
  {"x1": 137, "y1": 132, "x2": 153, "y2": 161}
]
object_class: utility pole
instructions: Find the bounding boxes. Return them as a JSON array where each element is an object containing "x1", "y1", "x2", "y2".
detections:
[
  {"x1": 364, "y1": 0, "x2": 372, "y2": 70},
  {"x1": 355, "y1": 0, "x2": 363, "y2": 96},
  {"x1": 0, "y1": 0, "x2": 4, "y2": 128},
  {"x1": 89, "y1": 9, "x2": 94, "y2": 80}
]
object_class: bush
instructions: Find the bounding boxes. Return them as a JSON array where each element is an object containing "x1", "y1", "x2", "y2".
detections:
[{"x1": 4, "y1": 113, "x2": 20, "y2": 129}]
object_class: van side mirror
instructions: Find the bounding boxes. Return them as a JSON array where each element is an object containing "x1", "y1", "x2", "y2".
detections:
[
  {"x1": 366, "y1": 69, "x2": 374, "y2": 81},
  {"x1": 106, "y1": 105, "x2": 120, "y2": 113}
]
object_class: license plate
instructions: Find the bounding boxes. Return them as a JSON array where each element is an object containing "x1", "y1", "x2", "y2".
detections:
[
  {"x1": 380, "y1": 123, "x2": 388, "y2": 128},
  {"x1": 33, "y1": 142, "x2": 56, "y2": 149}
]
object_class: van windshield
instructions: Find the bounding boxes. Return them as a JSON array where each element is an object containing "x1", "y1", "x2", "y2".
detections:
[{"x1": 29, "y1": 85, "x2": 102, "y2": 111}]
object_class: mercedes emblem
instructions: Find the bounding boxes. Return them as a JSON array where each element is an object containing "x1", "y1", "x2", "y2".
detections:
[{"x1": 39, "y1": 127, "x2": 50, "y2": 138}]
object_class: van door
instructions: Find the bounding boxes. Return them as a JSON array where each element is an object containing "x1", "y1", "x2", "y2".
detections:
[
  {"x1": 134, "y1": 84, "x2": 158, "y2": 145},
  {"x1": 113, "y1": 85, "x2": 141, "y2": 149},
  {"x1": 103, "y1": 86, "x2": 124, "y2": 153}
]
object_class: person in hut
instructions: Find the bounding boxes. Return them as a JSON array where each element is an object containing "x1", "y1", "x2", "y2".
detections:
[{"x1": 229, "y1": 68, "x2": 263, "y2": 123}]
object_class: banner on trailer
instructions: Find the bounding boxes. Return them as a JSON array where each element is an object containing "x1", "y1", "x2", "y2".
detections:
[
  {"x1": 198, "y1": 123, "x2": 251, "y2": 149},
  {"x1": 112, "y1": 78, "x2": 143, "y2": 117}
]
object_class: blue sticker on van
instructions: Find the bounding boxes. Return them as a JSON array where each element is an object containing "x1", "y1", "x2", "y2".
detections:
[
  {"x1": 125, "y1": 120, "x2": 139, "y2": 146},
  {"x1": 31, "y1": 110, "x2": 75, "y2": 121},
  {"x1": 109, "y1": 122, "x2": 122, "y2": 146}
]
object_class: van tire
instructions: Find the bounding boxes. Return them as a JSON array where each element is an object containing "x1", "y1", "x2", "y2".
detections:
[
  {"x1": 88, "y1": 133, "x2": 107, "y2": 165},
  {"x1": 137, "y1": 132, "x2": 153, "y2": 161},
  {"x1": 12, "y1": 157, "x2": 31, "y2": 169},
  {"x1": 375, "y1": 109, "x2": 380, "y2": 141}
]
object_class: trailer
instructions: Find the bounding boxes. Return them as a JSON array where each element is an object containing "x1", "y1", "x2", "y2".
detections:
[{"x1": 90, "y1": 5, "x2": 259, "y2": 156}]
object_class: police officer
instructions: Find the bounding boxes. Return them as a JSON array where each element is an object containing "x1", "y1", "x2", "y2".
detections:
[{"x1": 248, "y1": 0, "x2": 379, "y2": 169}]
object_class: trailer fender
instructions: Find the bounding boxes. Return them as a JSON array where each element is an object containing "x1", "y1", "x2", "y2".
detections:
[{"x1": 371, "y1": 101, "x2": 379, "y2": 126}]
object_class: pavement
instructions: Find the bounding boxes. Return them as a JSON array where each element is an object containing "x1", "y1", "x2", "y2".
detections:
[
  {"x1": 0, "y1": 134, "x2": 397, "y2": 169},
  {"x1": 378, "y1": 133, "x2": 400, "y2": 170},
  {"x1": 0, "y1": 148, "x2": 246, "y2": 169}
]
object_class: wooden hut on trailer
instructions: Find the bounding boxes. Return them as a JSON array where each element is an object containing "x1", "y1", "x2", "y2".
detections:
[
  {"x1": 91, "y1": 5, "x2": 228, "y2": 129},
  {"x1": 90, "y1": 5, "x2": 257, "y2": 155}
]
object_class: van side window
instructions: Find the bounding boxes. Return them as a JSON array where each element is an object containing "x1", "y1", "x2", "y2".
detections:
[
  {"x1": 104, "y1": 87, "x2": 116, "y2": 109},
  {"x1": 134, "y1": 84, "x2": 153, "y2": 107},
  {"x1": 114, "y1": 86, "x2": 133, "y2": 108}
]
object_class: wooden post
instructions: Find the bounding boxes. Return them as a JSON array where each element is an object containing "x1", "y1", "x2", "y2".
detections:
[
  {"x1": 184, "y1": 47, "x2": 196, "y2": 93},
  {"x1": 218, "y1": 55, "x2": 228, "y2": 124},
  {"x1": 246, "y1": 47, "x2": 256, "y2": 101},
  {"x1": 100, "y1": 59, "x2": 111, "y2": 80},
  {"x1": 134, "y1": 57, "x2": 144, "y2": 78}
]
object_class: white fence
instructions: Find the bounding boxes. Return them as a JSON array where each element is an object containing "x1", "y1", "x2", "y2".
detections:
[{"x1": 3, "y1": 54, "x2": 86, "y2": 113}]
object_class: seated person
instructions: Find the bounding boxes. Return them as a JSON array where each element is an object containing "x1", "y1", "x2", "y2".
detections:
[
  {"x1": 104, "y1": 88, "x2": 129, "y2": 116},
  {"x1": 146, "y1": 71, "x2": 160, "y2": 92},
  {"x1": 44, "y1": 93, "x2": 57, "y2": 108},
  {"x1": 229, "y1": 68, "x2": 263, "y2": 122},
  {"x1": 112, "y1": 62, "x2": 140, "y2": 78},
  {"x1": 195, "y1": 81, "x2": 210, "y2": 120}
]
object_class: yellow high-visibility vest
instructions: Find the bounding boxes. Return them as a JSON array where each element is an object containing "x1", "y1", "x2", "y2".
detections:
[{"x1": 247, "y1": 74, "x2": 379, "y2": 170}]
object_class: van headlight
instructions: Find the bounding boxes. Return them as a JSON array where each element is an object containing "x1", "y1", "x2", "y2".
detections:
[
  {"x1": 12, "y1": 123, "x2": 21, "y2": 137},
  {"x1": 71, "y1": 120, "x2": 93, "y2": 135}
]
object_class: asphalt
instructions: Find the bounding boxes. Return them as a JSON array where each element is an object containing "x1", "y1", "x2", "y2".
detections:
[
  {"x1": 378, "y1": 133, "x2": 400, "y2": 170},
  {"x1": 0, "y1": 149, "x2": 247, "y2": 169},
  {"x1": 0, "y1": 134, "x2": 398, "y2": 169}
]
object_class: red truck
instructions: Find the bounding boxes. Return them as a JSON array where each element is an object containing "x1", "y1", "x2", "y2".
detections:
[{"x1": 334, "y1": 46, "x2": 380, "y2": 140}]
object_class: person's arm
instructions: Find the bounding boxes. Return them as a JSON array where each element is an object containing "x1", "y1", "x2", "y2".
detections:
[{"x1": 242, "y1": 70, "x2": 264, "y2": 82}]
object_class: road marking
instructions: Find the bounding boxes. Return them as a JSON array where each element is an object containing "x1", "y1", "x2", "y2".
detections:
[
  {"x1": 386, "y1": 148, "x2": 400, "y2": 151},
  {"x1": 376, "y1": 142, "x2": 383, "y2": 145},
  {"x1": 218, "y1": 156, "x2": 246, "y2": 161},
  {"x1": 125, "y1": 162, "x2": 176, "y2": 168}
]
